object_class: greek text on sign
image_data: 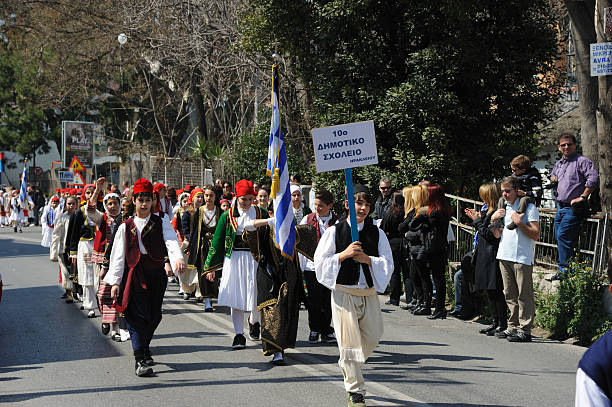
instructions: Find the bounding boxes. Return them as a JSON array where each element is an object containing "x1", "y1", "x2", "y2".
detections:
[
  {"x1": 590, "y1": 42, "x2": 612, "y2": 76},
  {"x1": 311, "y1": 121, "x2": 378, "y2": 173},
  {"x1": 58, "y1": 171, "x2": 74, "y2": 183}
]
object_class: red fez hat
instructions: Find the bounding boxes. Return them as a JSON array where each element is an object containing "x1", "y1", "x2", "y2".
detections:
[
  {"x1": 133, "y1": 178, "x2": 154, "y2": 195},
  {"x1": 153, "y1": 182, "x2": 166, "y2": 193},
  {"x1": 235, "y1": 179, "x2": 257, "y2": 198},
  {"x1": 188, "y1": 187, "x2": 204, "y2": 204},
  {"x1": 70, "y1": 188, "x2": 79, "y2": 195},
  {"x1": 176, "y1": 188, "x2": 184, "y2": 196},
  {"x1": 51, "y1": 196, "x2": 60, "y2": 202},
  {"x1": 55, "y1": 188, "x2": 60, "y2": 194}
]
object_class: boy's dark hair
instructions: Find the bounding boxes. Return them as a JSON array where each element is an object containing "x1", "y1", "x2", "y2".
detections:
[
  {"x1": 510, "y1": 155, "x2": 532, "y2": 170},
  {"x1": 315, "y1": 189, "x2": 334, "y2": 206},
  {"x1": 354, "y1": 192, "x2": 373, "y2": 206},
  {"x1": 133, "y1": 191, "x2": 153, "y2": 200},
  {"x1": 558, "y1": 133, "x2": 577, "y2": 145}
]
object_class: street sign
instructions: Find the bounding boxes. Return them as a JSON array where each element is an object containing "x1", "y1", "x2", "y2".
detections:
[
  {"x1": 72, "y1": 172, "x2": 85, "y2": 185},
  {"x1": 311, "y1": 120, "x2": 378, "y2": 173},
  {"x1": 58, "y1": 171, "x2": 75, "y2": 183},
  {"x1": 69, "y1": 156, "x2": 85, "y2": 172},
  {"x1": 590, "y1": 42, "x2": 612, "y2": 76}
]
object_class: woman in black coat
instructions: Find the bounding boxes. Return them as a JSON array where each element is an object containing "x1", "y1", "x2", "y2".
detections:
[
  {"x1": 381, "y1": 192, "x2": 408, "y2": 306},
  {"x1": 465, "y1": 183, "x2": 507, "y2": 336}
]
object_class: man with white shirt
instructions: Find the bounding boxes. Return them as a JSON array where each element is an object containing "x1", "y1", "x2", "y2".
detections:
[
  {"x1": 300, "y1": 189, "x2": 338, "y2": 344},
  {"x1": 106, "y1": 178, "x2": 185, "y2": 377},
  {"x1": 314, "y1": 184, "x2": 393, "y2": 407}
]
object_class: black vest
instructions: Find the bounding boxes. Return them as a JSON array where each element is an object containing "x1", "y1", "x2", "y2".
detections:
[{"x1": 334, "y1": 217, "x2": 379, "y2": 287}]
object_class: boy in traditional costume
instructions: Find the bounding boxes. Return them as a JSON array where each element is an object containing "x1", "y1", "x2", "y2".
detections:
[
  {"x1": 69, "y1": 184, "x2": 99, "y2": 318},
  {"x1": 203, "y1": 179, "x2": 262, "y2": 350},
  {"x1": 50, "y1": 195, "x2": 79, "y2": 302},
  {"x1": 184, "y1": 185, "x2": 221, "y2": 312},
  {"x1": 314, "y1": 185, "x2": 393, "y2": 407},
  {"x1": 86, "y1": 178, "x2": 122, "y2": 338},
  {"x1": 41, "y1": 196, "x2": 60, "y2": 248},
  {"x1": 105, "y1": 178, "x2": 184, "y2": 376}
]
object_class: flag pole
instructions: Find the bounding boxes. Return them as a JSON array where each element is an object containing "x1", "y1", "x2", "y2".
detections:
[{"x1": 344, "y1": 168, "x2": 359, "y2": 242}]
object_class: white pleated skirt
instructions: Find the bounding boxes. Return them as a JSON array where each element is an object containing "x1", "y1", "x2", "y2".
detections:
[
  {"x1": 77, "y1": 240, "x2": 98, "y2": 287},
  {"x1": 217, "y1": 250, "x2": 257, "y2": 311}
]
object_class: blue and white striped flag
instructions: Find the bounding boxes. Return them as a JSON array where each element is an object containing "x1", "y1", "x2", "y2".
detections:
[
  {"x1": 267, "y1": 64, "x2": 296, "y2": 259},
  {"x1": 18, "y1": 160, "x2": 28, "y2": 208}
]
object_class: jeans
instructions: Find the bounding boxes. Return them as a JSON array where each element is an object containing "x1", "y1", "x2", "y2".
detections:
[
  {"x1": 453, "y1": 269, "x2": 463, "y2": 312},
  {"x1": 554, "y1": 205, "x2": 583, "y2": 272}
]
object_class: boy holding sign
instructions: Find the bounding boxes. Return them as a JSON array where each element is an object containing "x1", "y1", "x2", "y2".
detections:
[{"x1": 313, "y1": 185, "x2": 393, "y2": 407}]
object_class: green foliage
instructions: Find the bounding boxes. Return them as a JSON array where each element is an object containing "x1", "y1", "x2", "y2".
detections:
[
  {"x1": 535, "y1": 261, "x2": 610, "y2": 345},
  {"x1": 241, "y1": 0, "x2": 561, "y2": 194},
  {"x1": 190, "y1": 138, "x2": 228, "y2": 162}
]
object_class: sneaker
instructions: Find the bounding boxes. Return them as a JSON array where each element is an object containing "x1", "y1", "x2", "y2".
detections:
[
  {"x1": 308, "y1": 331, "x2": 320, "y2": 343},
  {"x1": 322, "y1": 332, "x2": 337, "y2": 343},
  {"x1": 87, "y1": 310, "x2": 96, "y2": 318},
  {"x1": 249, "y1": 322, "x2": 260, "y2": 341},
  {"x1": 101, "y1": 323, "x2": 110, "y2": 335},
  {"x1": 495, "y1": 328, "x2": 516, "y2": 339},
  {"x1": 143, "y1": 349, "x2": 155, "y2": 366},
  {"x1": 183, "y1": 293, "x2": 191, "y2": 300},
  {"x1": 348, "y1": 392, "x2": 366, "y2": 407},
  {"x1": 548, "y1": 273, "x2": 564, "y2": 282},
  {"x1": 120, "y1": 329, "x2": 131, "y2": 342},
  {"x1": 507, "y1": 332, "x2": 532, "y2": 342},
  {"x1": 232, "y1": 334, "x2": 246, "y2": 350},
  {"x1": 135, "y1": 360, "x2": 153, "y2": 377}
]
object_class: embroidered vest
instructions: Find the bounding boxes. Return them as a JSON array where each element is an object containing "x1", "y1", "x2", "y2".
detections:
[
  {"x1": 334, "y1": 217, "x2": 379, "y2": 287},
  {"x1": 125, "y1": 215, "x2": 167, "y2": 268}
]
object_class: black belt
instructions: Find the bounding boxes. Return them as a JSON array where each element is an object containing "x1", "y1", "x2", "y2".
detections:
[{"x1": 557, "y1": 201, "x2": 571, "y2": 208}]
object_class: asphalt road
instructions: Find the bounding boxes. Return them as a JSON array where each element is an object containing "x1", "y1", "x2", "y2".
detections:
[{"x1": 0, "y1": 226, "x2": 585, "y2": 406}]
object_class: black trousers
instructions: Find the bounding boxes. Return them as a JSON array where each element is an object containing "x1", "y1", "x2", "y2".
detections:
[
  {"x1": 430, "y1": 252, "x2": 448, "y2": 312},
  {"x1": 414, "y1": 257, "x2": 433, "y2": 307},
  {"x1": 388, "y1": 239, "x2": 410, "y2": 303},
  {"x1": 409, "y1": 258, "x2": 422, "y2": 301},
  {"x1": 487, "y1": 289, "x2": 507, "y2": 328},
  {"x1": 304, "y1": 271, "x2": 333, "y2": 335}
]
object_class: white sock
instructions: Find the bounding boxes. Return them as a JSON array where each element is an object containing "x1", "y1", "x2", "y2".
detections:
[
  {"x1": 231, "y1": 308, "x2": 244, "y2": 334},
  {"x1": 272, "y1": 352, "x2": 283, "y2": 361},
  {"x1": 204, "y1": 298, "x2": 212, "y2": 308},
  {"x1": 250, "y1": 309, "x2": 260, "y2": 325}
]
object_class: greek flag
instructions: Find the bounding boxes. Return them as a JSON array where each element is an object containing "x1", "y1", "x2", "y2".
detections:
[
  {"x1": 267, "y1": 64, "x2": 296, "y2": 258},
  {"x1": 18, "y1": 160, "x2": 28, "y2": 208}
]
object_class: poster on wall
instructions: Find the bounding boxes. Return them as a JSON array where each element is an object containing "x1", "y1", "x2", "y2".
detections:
[{"x1": 62, "y1": 121, "x2": 95, "y2": 168}]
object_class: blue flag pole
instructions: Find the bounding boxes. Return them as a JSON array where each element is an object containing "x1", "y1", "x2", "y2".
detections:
[{"x1": 344, "y1": 168, "x2": 359, "y2": 242}]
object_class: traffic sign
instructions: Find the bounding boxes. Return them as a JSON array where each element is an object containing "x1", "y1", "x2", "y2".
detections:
[
  {"x1": 72, "y1": 172, "x2": 85, "y2": 185},
  {"x1": 58, "y1": 171, "x2": 75, "y2": 183},
  {"x1": 69, "y1": 156, "x2": 85, "y2": 172}
]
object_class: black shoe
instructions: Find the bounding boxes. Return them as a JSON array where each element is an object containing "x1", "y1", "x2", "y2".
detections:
[
  {"x1": 195, "y1": 297, "x2": 203, "y2": 303},
  {"x1": 232, "y1": 334, "x2": 246, "y2": 350},
  {"x1": 428, "y1": 310, "x2": 447, "y2": 320},
  {"x1": 61, "y1": 293, "x2": 68, "y2": 299},
  {"x1": 385, "y1": 299, "x2": 399, "y2": 306},
  {"x1": 308, "y1": 331, "x2": 320, "y2": 343},
  {"x1": 271, "y1": 352, "x2": 285, "y2": 365},
  {"x1": 449, "y1": 309, "x2": 462, "y2": 318},
  {"x1": 548, "y1": 273, "x2": 565, "y2": 282},
  {"x1": 135, "y1": 360, "x2": 153, "y2": 377},
  {"x1": 348, "y1": 392, "x2": 366, "y2": 407},
  {"x1": 204, "y1": 306, "x2": 214, "y2": 312},
  {"x1": 413, "y1": 306, "x2": 431, "y2": 316},
  {"x1": 101, "y1": 323, "x2": 110, "y2": 335},
  {"x1": 13, "y1": 227, "x2": 17, "y2": 233},
  {"x1": 507, "y1": 332, "x2": 532, "y2": 342},
  {"x1": 488, "y1": 326, "x2": 507, "y2": 336},
  {"x1": 401, "y1": 300, "x2": 420, "y2": 311},
  {"x1": 495, "y1": 329, "x2": 516, "y2": 339},
  {"x1": 479, "y1": 321, "x2": 498, "y2": 335},
  {"x1": 143, "y1": 349, "x2": 155, "y2": 366},
  {"x1": 249, "y1": 322, "x2": 260, "y2": 341},
  {"x1": 322, "y1": 332, "x2": 337, "y2": 343}
]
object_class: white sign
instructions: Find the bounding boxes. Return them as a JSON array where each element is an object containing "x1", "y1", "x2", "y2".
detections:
[
  {"x1": 58, "y1": 171, "x2": 74, "y2": 183},
  {"x1": 72, "y1": 172, "x2": 85, "y2": 185},
  {"x1": 311, "y1": 120, "x2": 378, "y2": 173},
  {"x1": 590, "y1": 42, "x2": 612, "y2": 76}
]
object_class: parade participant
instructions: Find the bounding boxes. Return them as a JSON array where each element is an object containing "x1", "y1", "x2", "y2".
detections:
[
  {"x1": 184, "y1": 185, "x2": 221, "y2": 312},
  {"x1": 41, "y1": 196, "x2": 60, "y2": 248},
  {"x1": 171, "y1": 191, "x2": 190, "y2": 244},
  {"x1": 154, "y1": 183, "x2": 172, "y2": 218},
  {"x1": 256, "y1": 187, "x2": 270, "y2": 212},
  {"x1": 179, "y1": 188, "x2": 204, "y2": 302},
  {"x1": 290, "y1": 184, "x2": 311, "y2": 224},
  {"x1": 9, "y1": 190, "x2": 26, "y2": 233},
  {"x1": 50, "y1": 195, "x2": 79, "y2": 303},
  {"x1": 299, "y1": 189, "x2": 338, "y2": 344},
  {"x1": 69, "y1": 184, "x2": 99, "y2": 318},
  {"x1": 0, "y1": 189, "x2": 6, "y2": 227},
  {"x1": 222, "y1": 181, "x2": 234, "y2": 200},
  {"x1": 105, "y1": 178, "x2": 185, "y2": 377},
  {"x1": 219, "y1": 198, "x2": 230, "y2": 212},
  {"x1": 203, "y1": 179, "x2": 261, "y2": 350},
  {"x1": 314, "y1": 185, "x2": 393, "y2": 407},
  {"x1": 86, "y1": 178, "x2": 122, "y2": 337}
]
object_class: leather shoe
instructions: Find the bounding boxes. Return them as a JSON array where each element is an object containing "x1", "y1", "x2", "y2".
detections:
[
  {"x1": 413, "y1": 307, "x2": 431, "y2": 316},
  {"x1": 479, "y1": 322, "x2": 498, "y2": 335},
  {"x1": 385, "y1": 299, "x2": 399, "y2": 306},
  {"x1": 428, "y1": 310, "x2": 447, "y2": 320},
  {"x1": 449, "y1": 309, "x2": 462, "y2": 318}
]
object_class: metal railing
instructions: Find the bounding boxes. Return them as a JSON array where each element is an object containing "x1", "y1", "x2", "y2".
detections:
[{"x1": 446, "y1": 194, "x2": 608, "y2": 273}]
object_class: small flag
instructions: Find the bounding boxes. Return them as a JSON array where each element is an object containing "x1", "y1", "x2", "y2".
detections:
[
  {"x1": 267, "y1": 64, "x2": 296, "y2": 259},
  {"x1": 18, "y1": 160, "x2": 28, "y2": 208}
]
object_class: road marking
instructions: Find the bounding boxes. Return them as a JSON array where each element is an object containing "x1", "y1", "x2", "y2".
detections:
[{"x1": 163, "y1": 297, "x2": 431, "y2": 406}]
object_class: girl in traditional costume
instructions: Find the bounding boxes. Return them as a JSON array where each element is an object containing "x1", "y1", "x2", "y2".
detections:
[
  {"x1": 179, "y1": 188, "x2": 204, "y2": 301},
  {"x1": 41, "y1": 196, "x2": 60, "y2": 247},
  {"x1": 50, "y1": 195, "x2": 79, "y2": 302}
]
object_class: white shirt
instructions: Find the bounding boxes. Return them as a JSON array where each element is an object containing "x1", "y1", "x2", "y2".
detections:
[
  {"x1": 299, "y1": 213, "x2": 334, "y2": 272},
  {"x1": 314, "y1": 218, "x2": 393, "y2": 292},
  {"x1": 576, "y1": 368, "x2": 611, "y2": 407},
  {"x1": 104, "y1": 214, "x2": 182, "y2": 286},
  {"x1": 496, "y1": 200, "x2": 539, "y2": 266}
]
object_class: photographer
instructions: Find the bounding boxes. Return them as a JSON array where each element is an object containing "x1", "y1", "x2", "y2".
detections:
[{"x1": 549, "y1": 133, "x2": 599, "y2": 281}]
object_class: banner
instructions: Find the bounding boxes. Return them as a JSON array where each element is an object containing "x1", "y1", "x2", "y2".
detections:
[{"x1": 62, "y1": 121, "x2": 95, "y2": 168}]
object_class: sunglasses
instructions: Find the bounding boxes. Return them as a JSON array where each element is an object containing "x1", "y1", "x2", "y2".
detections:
[
  {"x1": 380, "y1": 186, "x2": 391, "y2": 190},
  {"x1": 501, "y1": 189, "x2": 514, "y2": 194},
  {"x1": 559, "y1": 143, "x2": 574, "y2": 147}
]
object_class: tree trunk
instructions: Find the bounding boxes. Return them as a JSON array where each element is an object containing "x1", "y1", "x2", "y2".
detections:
[
  {"x1": 596, "y1": 0, "x2": 612, "y2": 211},
  {"x1": 191, "y1": 69, "x2": 209, "y2": 141},
  {"x1": 565, "y1": 0, "x2": 600, "y2": 166}
]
